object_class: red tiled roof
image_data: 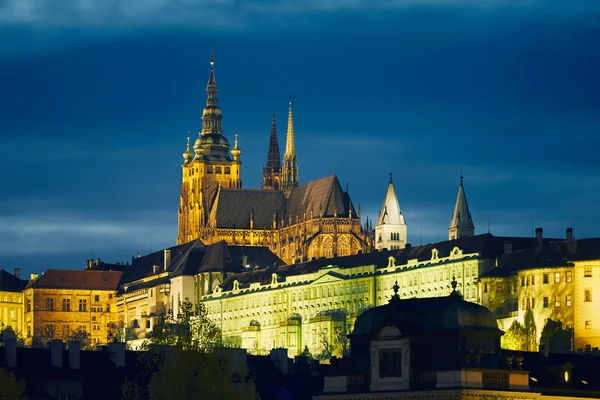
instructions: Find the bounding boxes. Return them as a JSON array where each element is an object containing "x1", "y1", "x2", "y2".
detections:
[{"x1": 26, "y1": 269, "x2": 123, "y2": 291}]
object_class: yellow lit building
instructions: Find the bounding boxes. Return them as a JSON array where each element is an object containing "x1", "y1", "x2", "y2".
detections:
[
  {"x1": 23, "y1": 269, "x2": 122, "y2": 346},
  {"x1": 200, "y1": 233, "x2": 539, "y2": 357},
  {"x1": 176, "y1": 57, "x2": 371, "y2": 264},
  {"x1": 479, "y1": 228, "x2": 600, "y2": 351},
  {"x1": 0, "y1": 268, "x2": 26, "y2": 335}
]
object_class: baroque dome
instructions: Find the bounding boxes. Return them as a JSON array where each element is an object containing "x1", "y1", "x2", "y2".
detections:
[{"x1": 351, "y1": 286, "x2": 500, "y2": 338}]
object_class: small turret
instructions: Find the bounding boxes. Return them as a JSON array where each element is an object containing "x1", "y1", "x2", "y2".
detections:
[
  {"x1": 231, "y1": 131, "x2": 241, "y2": 161},
  {"x1": 183, "y1": 136, "x2": 193, "y2": 164},
  {"x1": 375, "y1": 172, "x2": 407, "y2": 251}
]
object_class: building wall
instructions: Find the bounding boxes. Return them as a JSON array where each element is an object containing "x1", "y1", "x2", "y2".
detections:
[
  {"x1": 573, "y1": 260, "x2": 600, "y2": 350},
  {"x1": 375, "y1": 222, "x2": 407, "y2": 251},
  {"x1": 23, "y1": 287, "x2": 118, "y2": 345},
  {"x1": 177, "y1": 158, "x2": 242, "y2": 245},
  {"x1": 0, "y1": 290, "x2": 23, "y2": 335},
  {"x1": 201, "y1": 246, "x2": 489, "y2": 357},
  {"x1": 480, "y1": 260, "x2": 600, "y2": 351}
]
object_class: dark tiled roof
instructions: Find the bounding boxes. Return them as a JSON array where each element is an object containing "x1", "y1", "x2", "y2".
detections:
[
  {"x1": 218, "y1": 234, "x2": 556, "y2": 291},
  {"x1": 171, "y1": 241, "x2": 285, "y2": 277},
  {"x1": 481, "y1": 238, "x2": 600, "y2": 278},
  {"x1": 26, "y1": 269, "x2": 123, "y2": 291},
  {"x1": 0, "y1": 269, "x2": 27, "y2": 292},
  {"x1": 120, "y1": 239, "x2": 204, "y2": 285},
  {"x1": 212, "y1": 188, "x2": 286, "y2": 229},
  {"x1": 286, "y1": 174, "x2": 356, "y2": 221}
]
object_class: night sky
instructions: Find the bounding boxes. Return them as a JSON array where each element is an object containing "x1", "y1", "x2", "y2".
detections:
[{"x1": 1, "y1": 1, "x2": 599, "y2": 277}]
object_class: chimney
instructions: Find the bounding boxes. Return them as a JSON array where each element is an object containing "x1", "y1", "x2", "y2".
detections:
[
  {"x1": 30, "y1": 273, "x2": 39, "y2": 280},
  {"x1": 566, "y1": 228, "x2": 573, "y2": 241},
  {"x1": 68, "y1": 340, "x2": 81, "y2": 370},
  {"x1": 50, "y1": 339, "x2": 63, "y2": 368},
  {"x1": 4, "y1": 337, "x2": 17, "y2": 368},
  {"x1": 164, "y1": 249, "x2": 171, "y2": 271},
  {"x1": 95, "y1": 258, "x2": 101, "y2": 266},
  {"x1": 535, "y1": 227, "x2": 543, "y2": 247},
  {"x1": 13, "y1": 268, "x2": 20, "y2": 279},
  {"x1": 108, "y1": 342, "x2": 126, "y2": 368}
]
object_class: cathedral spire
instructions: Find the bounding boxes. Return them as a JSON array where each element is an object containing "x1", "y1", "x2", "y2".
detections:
[
  {"x1": 263, "y1": 114, "x2": 282, "y2": 190},
  {"x1": 375, "y1": 172, "x2": 407, "y2": 250},
  {"x1": 449, "y1": 175, "x2": 475, "y2": 240},
  {"x1": 200, "y1": 52, "x2": 224, "y2": 136},
  {"x1": 282, "y1": 96, "x2": 298, "y2": 192}
]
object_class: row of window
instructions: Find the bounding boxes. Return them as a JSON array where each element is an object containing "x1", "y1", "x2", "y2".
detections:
[
  {"x1": 45, "y1": 298, "x2": 111, "y2": 312},
  {"x1": 522, "y1": 290, "x2": 593, "y2": 310}
]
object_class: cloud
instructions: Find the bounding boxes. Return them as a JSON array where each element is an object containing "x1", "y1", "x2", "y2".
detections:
[{"x1": 1, "y1": 0, "x2": 599, "y2": 30}]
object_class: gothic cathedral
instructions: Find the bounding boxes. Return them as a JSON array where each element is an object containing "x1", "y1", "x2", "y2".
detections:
[{"x1": 177, "y1": 57, "x2": 371, "y2": 264}]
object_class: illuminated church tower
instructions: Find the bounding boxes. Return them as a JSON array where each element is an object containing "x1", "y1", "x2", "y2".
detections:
[
  {"x1": 375, "y1": 173, "x2": 407, "y2": 250},
  {"x1": 281, "y1": 98, "x2": 298, "y2": 194},
  {"x1": 262, "y1": 114, "x2": 282, "y2": 190},
  {"x1": 448, "y1": 175, "x2": 475, "y2": 240},
  {"x1": 177, "y1": 55, "x2": 242, "y2": 245}
]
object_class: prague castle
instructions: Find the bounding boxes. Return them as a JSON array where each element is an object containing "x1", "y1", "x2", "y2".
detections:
[{"x1": 176, "y1": 58, "x2": 371, "y2": 264}]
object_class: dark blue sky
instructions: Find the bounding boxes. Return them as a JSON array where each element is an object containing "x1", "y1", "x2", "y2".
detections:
[{"x1": 1, "y1": 1, "x2": 599, "y2": 276}]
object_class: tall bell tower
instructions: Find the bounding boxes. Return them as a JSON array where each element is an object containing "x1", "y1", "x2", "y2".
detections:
[
  {"x1": 177, "y1": 54, "x2": 242, "y2": 245},
  {"x1": 281, "y1": 97, "x2": 298, "y2": 195}
]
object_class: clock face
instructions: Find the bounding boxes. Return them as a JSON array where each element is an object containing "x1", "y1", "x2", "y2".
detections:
[{"x1": 564, "y1": 370, "x2": 569, "y2": 382}]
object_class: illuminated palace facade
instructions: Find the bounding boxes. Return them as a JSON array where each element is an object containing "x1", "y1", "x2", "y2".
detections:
[{"x1": 176, "y1": 58, "x2": 371, "y2": 264}]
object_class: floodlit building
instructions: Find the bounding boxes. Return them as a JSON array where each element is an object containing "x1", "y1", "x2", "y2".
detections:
[{"x1": 0, "y1": 268, "x2": 27, "y2": 335}]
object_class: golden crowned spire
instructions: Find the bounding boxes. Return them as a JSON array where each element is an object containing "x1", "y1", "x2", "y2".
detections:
[
  {"x1": 284, "y1": 96, "x2": 295, "y2": 157},
  {"x1": 201, "y1": 52, "x2": 224, "y2": 136}
]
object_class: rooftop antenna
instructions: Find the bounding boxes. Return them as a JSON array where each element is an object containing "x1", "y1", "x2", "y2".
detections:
[
  {"x1": 488, "y1": 216, "x2": 491, "y2": 234},
  {"x1": 346, "y1": 181, "x2": 349, "y2": 193},
  {"x1": 333, "y1": 161, "x2": 338, "y2": 175},
  {"x1": 531, "y1": 219, "x2": 534, "y2": 237}
]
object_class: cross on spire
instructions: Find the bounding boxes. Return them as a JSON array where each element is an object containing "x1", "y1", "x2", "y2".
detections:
[
  {"x1": 211, "y1": 50, "x2": 215, "y2": 65},
  {"x1": 333, "y1": 162, "x2": 338, "y2": 175},
  {"x1": 389, "y1": 172, "x2": 393, "y2": 183},
  {"x1": 460, "y1": 174, "x2": 464, "y2": 185}
]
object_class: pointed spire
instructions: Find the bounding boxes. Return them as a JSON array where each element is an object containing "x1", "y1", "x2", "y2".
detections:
[
  {"x1": 285, "y1": 95, "x2": 295, "y2": 157},
  {"x1": 449, "y1": 175, "x2": 475, "y2": 240},
  {"x1": 200, "y1": 52, "x2": 224, "y2": 136},
  {"x1": 263, "y1": 114, "x2": 282, "y2": 190},
  {"x1": 375, "y1": 173, "x2": 407, "y2": 251},
  {"x1": 282, "y1": 95, "x2": 299, "y2": 192}
]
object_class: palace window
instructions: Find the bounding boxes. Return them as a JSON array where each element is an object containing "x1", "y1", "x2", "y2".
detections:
[
  {"x1": 62, "y1": 325, "x2": 70, "y2": 337},
  {"x1": 495, "y1": 283, "x2": 503, "y2": 293},
  {"x1": 585, "y1": 321, "x2": 592, "y2": 329},
  {"x1": 62, "y1": 298, "x2": 70, "y2": 311},
  {"x1": 46, "y1": 298, "x2": 54, "y2": 311},
  {"x1": 531, "y1": 298, "x2": 535, "y2": 308},
  {"x1": 379, "y1": 349, "x2": 402, "y2": 378},
  {"x1": 566, "y1": 294, "x2": 572, "y2": 307},
  {"x1": 364, "y1": 283, "x2": 368, "y2": 293},
  {"x1": 531, "y1": 275, "x2": 535, "y2": 285},
  {"x1": 79, "y1": 299, "x2": 87, "y2": 312},
  {"x1": 566, "y1": 271, "x2": 572, "y2": 283},
  {"x1": 521, "y1": 276, "x2": 525, "y2": 286},
  {"x1": 554, "y1": 296, "x2": 560, "y2": 307},
  {"x1": 95, "y1": 295, "x2": 100, "y2": 302},
  {"x1": 554, "y1": 272, "x2": 561, "y2": 284},
  {"x1": 543, "y1": 297, "x2": 549, "y2": 308},
  {"x1": 584, "y1": 289, "x2": 592, "y2": 302},
  {"x1": 543, "y1": 273, "x2": 549, "y2": 284},
  {"x1": 584, "y1": 267, "x2": 592, "y2": 277}
]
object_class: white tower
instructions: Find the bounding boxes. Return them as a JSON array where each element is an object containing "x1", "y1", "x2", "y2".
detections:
[
  {"x1": 449, "y1": 175, "x2": 475, "y2": 240},
  {"x1": 375, "y1": 173, "x2": 407, "y2": 251}
]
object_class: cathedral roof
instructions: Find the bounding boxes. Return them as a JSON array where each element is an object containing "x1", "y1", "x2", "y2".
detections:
[
  {"x1": 286, "y1": 174, "x2": 356, "y2": 221},
  {"x1": 210, "y1": 188, "x2": 286, "y2": 229},
  {"x1": 376, "y1": 174, "x2": 405, "y2": 226}
]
